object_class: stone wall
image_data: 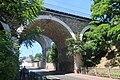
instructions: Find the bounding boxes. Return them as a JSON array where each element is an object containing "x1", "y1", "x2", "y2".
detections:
[{"x1": 44, "y1": 11, "x2": 90, "y2": 34}]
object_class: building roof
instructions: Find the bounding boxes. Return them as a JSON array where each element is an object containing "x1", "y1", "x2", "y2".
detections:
[
  {"x1": 33, "y1": 59, "x2": 39, "y2": 62},
  {"x1": 24, "y1": 57, "x2": 32, "y2": 62}
]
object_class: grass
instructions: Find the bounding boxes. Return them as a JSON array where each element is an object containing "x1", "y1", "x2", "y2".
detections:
[{"x1": 82, "y1": 67, "x2": 120, "y2": 79}]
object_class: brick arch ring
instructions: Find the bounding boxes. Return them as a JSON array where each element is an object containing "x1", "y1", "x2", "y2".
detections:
[
  {"x1": 35, "y1": 15, "x2": 76, "y2": 39},
  {"x1": 80, "y1": 25, "x2": 90, "y2": 40}
]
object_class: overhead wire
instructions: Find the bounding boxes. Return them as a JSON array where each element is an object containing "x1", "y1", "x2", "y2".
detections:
[
  {"x1": 47, "y1": 0, "x2": 90, "y2": 11},
  {"x1": 44, "y1": 3, "x2": 91, "y2": 17}
]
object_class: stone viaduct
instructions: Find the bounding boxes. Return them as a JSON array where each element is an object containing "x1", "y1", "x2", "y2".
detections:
[{"x1": 1, "y1": 8, "x2": 91, "y2": 72}]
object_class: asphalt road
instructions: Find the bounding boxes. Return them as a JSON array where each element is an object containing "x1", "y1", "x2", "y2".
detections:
[
  {"x1": 28, "y1": 68, "x2": 119, "y2": 80},
  {"x1": 28, "y1": 68, "x2": 88, "y2": 80},
  {"x1": 51, "y1": 75, "x2": 88, "y2": 80}
]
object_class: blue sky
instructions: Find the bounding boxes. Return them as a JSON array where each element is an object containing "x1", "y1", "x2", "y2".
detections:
[
  {"x1": 19, "y1": 42, "x2": 42, "y2": 57},
  {"x1": 44, "y1": 0, "x2": 93, "y2": 18},
  {"x1": 19, "y1": 0, "x2": 93, "y2": 57}
]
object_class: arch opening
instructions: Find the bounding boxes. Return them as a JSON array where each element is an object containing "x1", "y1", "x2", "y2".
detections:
[{"x1": 19, "y1": 40, "x2": 43, "y2": 69}]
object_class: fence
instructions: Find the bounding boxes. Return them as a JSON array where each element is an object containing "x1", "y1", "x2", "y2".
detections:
[{"x1": 78, "y1": 67, "x2": 120, "y2": 79}]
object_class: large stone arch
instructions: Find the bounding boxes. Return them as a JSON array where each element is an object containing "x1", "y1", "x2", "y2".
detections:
[
  {"x1": 35, "y1": 15, "x2": 76, "y2": 39},
  {"x1": 27, "y1": 15, "x2": 75, "y2": 72}
]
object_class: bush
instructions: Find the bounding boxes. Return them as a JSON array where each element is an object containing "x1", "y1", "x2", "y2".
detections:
[{"x1": 0, "y1": 31, "x2": 19, "y2": 80}]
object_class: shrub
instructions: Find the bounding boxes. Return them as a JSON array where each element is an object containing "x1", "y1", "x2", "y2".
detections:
[{"x1": 0, "y1": 31, "x2": 19, "y2": 80}]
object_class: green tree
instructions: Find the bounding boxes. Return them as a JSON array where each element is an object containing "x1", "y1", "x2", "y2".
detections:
[
  {"x1": 82, "y1": 0, "x2": 120, "y2": 67},
  {"x1": 35, "y1": 53, "x2": 42, "y2": 61},
  {"x1": 0, "y1": 0, "x2": 44, "y2": 80},
  {"x1": 66, "y1": 33, "x2": 83, "y2": 56},
  {"x1": 47, "y1": 44, "x2": 58, "y2": 67},
  {"x1": 29, "y1": 55, "x2": 35, "y2": 61},
  {"x1": 19, "y1": 26, "x2": 43, "y2": 48},
  {"x1": 83, "y1": 24, "x2": 120, "y2": 67},
  {"x1": 90, "y1": 0, "x2": 120, "y2": 25},
  {"x1": 0, "y1": 31, "x2": 19, "y2": 80},
  {"x1": 82, "y1": 24, "x2": 111, "y2": 66},
  {"x1": 66, "y1": 0, "x2": 120, "y2": 67},
  {"x1": 0, "y1": 0, "x2": 44, "y2": 27}
]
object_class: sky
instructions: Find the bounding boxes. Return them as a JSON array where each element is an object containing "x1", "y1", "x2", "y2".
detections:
[
  {"x1": 19, "y1": 41, "x2": 42, "y2": 57},
  {"x1": 44, "y1": 0, "x2": 93, "y2": 18},
  {"x1": 19, "y1": 0, "x2": 93, "y2": 57}
]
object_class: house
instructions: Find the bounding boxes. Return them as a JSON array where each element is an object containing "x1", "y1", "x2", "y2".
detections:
[{"x1": 20, "y1": 57, "x2": 40, "y2": 69}]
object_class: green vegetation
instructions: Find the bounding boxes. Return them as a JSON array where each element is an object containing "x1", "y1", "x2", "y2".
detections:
[
  {"x1": 66, "y1": 33, "x2": 83, "y2": 56},
  {"x1": 84, "y1": 0, "x2": 120, "y2": 67},
  {"x1": 29, "y1": 55, "x2": 35, "y2": 61},
  {"x1": 0, "y1": 0, "x2": 44, "y2": 80},
  {"x1": 90, "y1": 0, "x2": 120, "y2": 25},
  {"x1": 47, "y1": 44, "x2": 58, "y2": 67},
  {"x1": 19, "y1": 26, "x2": 43, "y2": 48},
  {"x1": 35, "y1": 53, "x2": 42, "y2": 61},
  {"x1": 19, "y1": 53, "x2": 42, "y2": 64},
  {"x1": 66, "y1": 0, "x2": 120, "y2": 67},
  {"x1": 0, "y1": 31, "x2": 19, "y2": 80},
  {"x1": 0, "y1": 0, "x2": 44, "y2": 25},
  {"x1": 29, "y1": 53, "x2": 42, "y2": 61}
]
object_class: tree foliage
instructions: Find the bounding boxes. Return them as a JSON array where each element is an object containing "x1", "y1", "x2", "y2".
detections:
[
  {"x1": 66, "y1": 33, "x2": 96, "y2": 67},
  {"x1": 0, "y1": 0, "x2": 44, "y2": 37},
  {"x1": 35, "y1": 53, "x2": 42, "y2": 61},
  {"x1": 91, "y1": 0, "x2": 120, "y2": 25},
  {"x1": 19, "y1": 26, "x2": 43, "y2": 48},
  {"x1": 66, "y1": 33, "x2": 83, "y2": 56},
  {"x1": 0, "y1": 0, "x2": 44, "y2": 25},
  {"x1": 29, "y1": 55, "x2": 35, "y2": 61},
  {"x1": 28, "y1": 53, "x2": 42, "y2": 61},
  {"x1": 83, "y1": 0, "x2": 120, "y2": 67},
  {"x1": 0, "y1": 0, "x2": 44, "y2": 80},
  {"x1": 0, "y1": 31, "x2": 19, "y2": 80},
  {"x1": 82, "y1": 23, "x2": 120, "y2": 67},
  {"x1": 47, "y1": 44, "x2": 58, "y2": 66},
  {"x1": 66, "y1": 0, "x2": 120, "y2": 67}
]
